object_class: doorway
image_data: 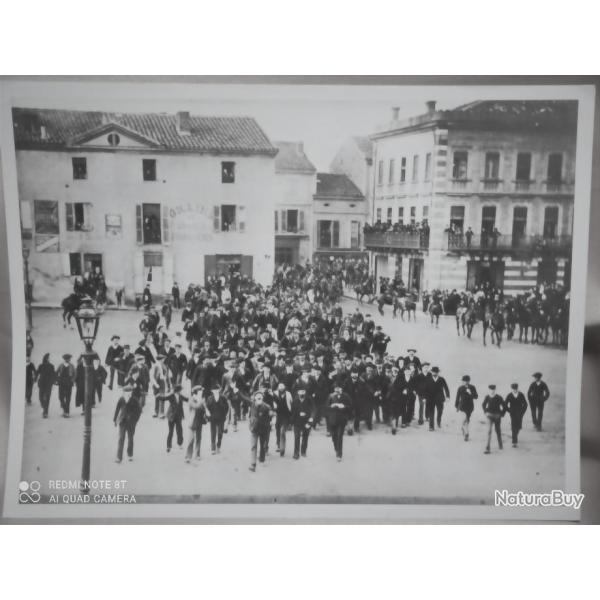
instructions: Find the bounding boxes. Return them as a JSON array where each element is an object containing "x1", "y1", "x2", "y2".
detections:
[
  {"x1": 408, "y1": 258, "x2": 424, "y2": 291},
  {"x1": 466, "y1": 260, "x2": 505, "y2": 290}
]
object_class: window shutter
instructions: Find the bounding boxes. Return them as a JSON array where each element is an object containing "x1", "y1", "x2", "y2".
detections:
[
  {"x1": 238, "y1": 205, "x2": 246, "y2": 232},
  {"x1": 162, "y1": 205, "x2": 171, "y2": 244},
  {"x1": 83, "y1": 203, "x2": 92, "y2": 231},
  {"x1": 281, "y1": 210, "x2": 287, "y2": 232},
  {"x1": 274, "y1": 210, "x2": 278, "y2": 232},
  {"x1": 299, "y1": 210, "x2": 305, "y2": 232},
  {"x1": 61, "y1": 253, "x2": 71, "y2": 276},
  {"x1": 21, "y1": 200, "x2": 33, "y2": 230},
  {"x1": 136, "y1": 205, "x2": 143, "y2": 244},
  {"x1": 66, "y1": 203, "x2": 74, "y2": 231},
  {"x1": 213, "y1": 206, "x2": 221, "y2": 232},
  {"x1": 333, "y1": 221, "x2": 340, "y2": 247}
]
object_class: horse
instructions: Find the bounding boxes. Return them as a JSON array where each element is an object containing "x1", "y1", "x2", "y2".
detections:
[
  {"x1": 463, "y1": 299, "x2": 485, "y2": 340},
  {"x1": 517, "y1": 302, "x2": 532, "y2": 343},
  {"x1": 394, "y1": 294, "x2": 417, "y2": 321},
  {"x1": 354, "y1": 282, "x2": 373, "y2": 305},
  {"x1": 61, "y1": 293, "x2": 86, "y2": 328},
  {"x1": 550, "y1": 306, "x2": 569, "y2": 346},
  {"x1": 428, "y1": 298, "x2": 443, "y2": 328},
  {"x1": 504, "y1": 303, "x2": 518, "y2": 341},
  {"x1": 485, "y1": 307, "x2": 505, "y2": 347},
  {"x1": 376, "y1": 292, "x2": 394, "y2": 316},
  {"x1": 531, "y1": 308, "x2": 550, "y2": 345}
]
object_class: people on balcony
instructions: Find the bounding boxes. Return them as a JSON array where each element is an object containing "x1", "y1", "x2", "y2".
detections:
[{"x1": 364, "y1": 219, "x2": 430, "y2": 238}]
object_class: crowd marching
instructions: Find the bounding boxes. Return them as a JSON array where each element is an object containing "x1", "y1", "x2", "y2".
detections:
[{"x1": 25, "y1": 261, "x2": 553, "y2": 472}]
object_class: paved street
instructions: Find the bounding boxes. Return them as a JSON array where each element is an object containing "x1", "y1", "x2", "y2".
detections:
[{"x1": 21, "y1": 300, "x2": 567, "y2": 503}]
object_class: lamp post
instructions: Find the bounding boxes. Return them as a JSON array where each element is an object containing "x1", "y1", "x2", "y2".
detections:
[
  {"x1": 74, "y1": 298, "x2": 100, "y2": 494},
  {"x1": 22, "y1": 246, "x2": 33, "y2": 331}
]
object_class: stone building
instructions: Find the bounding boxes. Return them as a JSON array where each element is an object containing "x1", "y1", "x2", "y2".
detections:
[
  {"x1": 366, "y1": 100, "x2": 576, "y2": 294},
  {"x1": 13, "y1": 108, "x2": 278, "y2": 302},
  {"x1": 273, "y1": 141, "x2": 316, "y2": 265},
  {"x1": 313, "y1": 172, "x2": 368, "y2": 263}
]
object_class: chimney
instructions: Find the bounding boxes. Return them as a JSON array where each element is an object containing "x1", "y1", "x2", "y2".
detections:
[
  {"x1": 176, "y1": 111, "x2": 191, "y2": 135},
  {"x1": 426, "y1": 100, "x2": 437, "y2": 114},
  {"x1": 391, "y1": 106, "x2": 400, "y2": 120}
]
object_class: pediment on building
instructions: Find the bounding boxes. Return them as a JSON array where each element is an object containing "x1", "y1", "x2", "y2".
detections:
[{"x1": 69, "y1": 122, "x2": 161, "y2": 149}]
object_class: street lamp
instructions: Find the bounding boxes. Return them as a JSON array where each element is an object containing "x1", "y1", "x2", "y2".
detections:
[
  {"x1": 22, "y1": 246, "x2": 32, "y2": 331},
  {"x1": 74, "y1": 298, "x2": 100, "y2": 494}
]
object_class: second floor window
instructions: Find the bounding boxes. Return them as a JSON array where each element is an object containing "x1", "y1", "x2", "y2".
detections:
[
  {"x1": 350, "y1": 221, "x2": 360, "y2": 249},
  {"x1": 481, "y1": 205, "x2": 497, "y2": 234},
  {"x1": 376, "y1": 208, "x2": 382, "y2": 222},
  {"x1": 424, "y1": 153, "x2": 432, "y2": 181},
  {"x1": 547, "y1": 153, "x2": 563, "y2": 183},
  {"x1": 412, "y1": 155, "x2": 419, "y2": 181},
  {"x1": 221, "y1": 162, "x2": 235, "y2": 183},
  {"x1": 66, "y1": 202, "x2": 92, "y2": 231},
  {"x1": 400, "y1": 157, "x2": 407, "y2": 182},
  {"x1": 388, "y1": 159, "x2": 395, "y2": 184},
  {"x1": 484, "y1": 152, "x2": 500, "y2": 179},
  {"x1": 72, "y1": 157, "x2": 87, "y2": 180},
  {"x1": 450, "y1": 205, "x2": 465, "y2": 232},
  {"x1": 387, "y1": 207, "x2": 392, "y2": 223},
  {"x1": 277, "y1": 209, "x2": 305, "y2": 233},
  {"x1": 398, "y1": 207, "x2": 404, "y2": 225},
  {"x1": 213, "y1": 204, "x2": 245, "y2": 232},
  {"x1": 516, "y1": 152, "x2": 532, "y2": 181},
  {"x1": 143, "y1": 159, "x2": 156, "y2": 181},
  {"x1": 452, "y1": 151, "x2": 468, "y2": 179},
  {"x1": 410, "y1": 206, "x2": 416, "y2": 225},
  {"x1": 543, "y1": 206, "x2": 559, "y2": 238},
  {"x1": 317, "y1": 220, "x2": 340, "y2": 248},
  {"x1": 377, "y1": 160, "x2": 384, "y2": 185},
  {"x1": 137, "y1": 203, "x2": 162, "y2": 244}
]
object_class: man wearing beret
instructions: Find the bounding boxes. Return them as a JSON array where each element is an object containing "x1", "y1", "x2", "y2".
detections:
[
  {"x1": 505, "y1": 383, "x2": 528, "y2": 447},
  {"x1": 482, "y1": 384, "x2": 506, "y2": 454},
  {"x1": 455, "y1": 375, "x2": 478, "y2": 441},
  {"x1": 527, "y1": 372, "x2": 550, "y2": 431}
]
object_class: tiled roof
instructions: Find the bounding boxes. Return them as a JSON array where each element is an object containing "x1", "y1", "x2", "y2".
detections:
[
  {"x1": 352, "y1": 136, "x2": 373, "y2": 159},
  {"x1": 12, "y1": 107, "x2": 278, "y2": 156},
  {"x1": 315, "y1": 172, "x2": 365, "y2": 200},
  {"x1": 273, "y1": 141, "x2": 316, "y2": 173}
]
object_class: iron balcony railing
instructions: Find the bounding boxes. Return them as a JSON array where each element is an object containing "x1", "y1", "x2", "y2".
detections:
[
  {"x1": 447, "y1": 232, "x2": 572, "y2": 253},
  {"x1": 364, "y1": 231, "x2": 430, "y2": 250}
]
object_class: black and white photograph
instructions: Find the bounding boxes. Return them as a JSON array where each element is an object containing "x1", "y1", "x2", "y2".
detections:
[{"x1": 0, "y1": 78, "x2": 594, "y2": 521}]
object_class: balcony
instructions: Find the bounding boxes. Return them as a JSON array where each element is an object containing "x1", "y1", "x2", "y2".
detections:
[
  {"x1": 276, "y1": 226, "x2": 308, "y2": 236},
  {"x1": 447, "y1": 233, "x2": 572, "y2": 255},
  {"x1": 364, "y1": 230, "x2": 429, "y2": 250}
]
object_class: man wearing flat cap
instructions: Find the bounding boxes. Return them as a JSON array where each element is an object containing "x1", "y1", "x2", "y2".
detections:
[
  {"x1": 505, "y1": 383, "x2": 528, "y2": 447},
  {"x1": 55, "y1": 353, "x2": 75, "y2": 418},
  {"x1": 105, "y1": 335, "x2": 123, "y2": 391},
  {"x1": 527, "y1": 372, "x2": 550, "y2": 431},
  {"x1": 113, "y1": 384, "x2": 142, "y2": 463},
  {"x1": 455, "y1": 375, "x2": 478, "y2": 441},
  {"x1": 482, "y1": 384, "x2": 506, "y2": 454},
  {"x1": 166, "y1": 384, "x2": 187, "y2": 452},
  {"x1": 150, "y1": 353, "x2": 174, "y2": 419}
]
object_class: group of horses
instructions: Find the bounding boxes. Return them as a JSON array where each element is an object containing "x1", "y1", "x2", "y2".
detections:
[{"x1": 455, "y1": 295, "x2": 569, "y2": 348}]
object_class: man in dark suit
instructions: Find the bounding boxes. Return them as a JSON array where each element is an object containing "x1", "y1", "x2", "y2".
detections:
[
  {"x1": 56, "y1": 353, "x2": 75, "y2": 417},
  {"x1": 272, "y1": 382, "x2": 292, "y2": 456},
  {"x1": 105, "y1": 335, "x2": 123, "y2": 390},
  {"x1": 248, "y1": 391, "x2": 274, "y2": 471},
  {"x1": 527, "y1": 372, "x2": 550, "y2": 431},
  {"x1": 166, "y1": 384, "x2": 187, "y2": 452},
  {"x1": 116, "y1": 345, "x2": 135, "y2": 388},
  {"x1": 403, "y1": 349, "x2": 421, "y2": 372},
  {"x1": 455, "y1": 375, "x2": 478, "y2": 441},
  {"x1": 482, "y1": 384, "x2": 506, "y2": 454},
  {"x1": 344, "y1": 368, "x2": 373, "y2": 433},
  {"x1": 427, "y1": 366, "x2": 450, "y2": 431},
  {"x1": 113, "y1": 384, "x2": 142, "y2": 463},
  {"x1": 505, "y1": 383, "x2": 528, "y2": 447},
  {"x1": 206, "y1": 389, "x2": 229, "y2": 455},
  {"x1": 326, "y1": 383, "x2": 352, "y2": 461},
  {"x1": 291, "y1": 388, "x2": 315, "y2": 459}
]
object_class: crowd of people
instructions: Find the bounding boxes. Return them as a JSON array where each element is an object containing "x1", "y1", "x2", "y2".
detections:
[
  {"x1": 25, "y1": 261, "x2": 554, "y2": 471},
  {"x1": 363, "y1": 219, "x2": 430, "y2": 238}
]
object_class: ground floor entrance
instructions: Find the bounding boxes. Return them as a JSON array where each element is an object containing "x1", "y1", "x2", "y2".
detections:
[
  {"x1": 275, "y1": 238, "x2": 301, "y2": 265},
  {"x1": 466, "y1": 260, "x2": 505, "y2": 290},
  {"x1": 537, "y1": 259, "x2": 558, "y2": 287},
  {"x1": 408, "y1": 258, "x2": 424, "y2": 292},
  {"x1": 204, "y1": 254, "x2": 253, "y2": 282}
]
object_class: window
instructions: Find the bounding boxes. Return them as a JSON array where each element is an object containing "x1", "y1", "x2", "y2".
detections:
[
  {"x1": 376, "y1": 208, "x2": 382, "y2": 222},
  {"x1": 547, "y1": 153, "x2": 563, "y2": 183},
  {"x1": 278, "y1": 209, "x2": 305, "y2": 233},
  {"x1": 398, "y1": 207, "x2": 404, "y2": 225},
  {"x1": 512, "y1": 206, "x2": 528, "y2": 240},
  {"x1": 350, "y1": 221, "x2": 360, "y2": 249},
  {"x1": 66, "y1": 202, "x2": 92, "y2": 232},
  {"x1": 452, "y1": 151, "x2": 468, "y2": 179},
  {"x1": 274, "y1": 211, "x2": 278, "y2": 232},
  {"x1": 137, "y1": 203, "x2": 162, "y2": 244},
  {"x1": 317, "y1": 220, "x2": 340, "y2": 248},
  {"x1": 221, "y1": 161, "x2": 235, "y2": 183},
  {"x1": 388, "y1": 159, "x2": 395, "y2": 184},
  {"x1": 450, "y1": 206, "x2": 465, "y2": 232},
  {"x1": 143, "y1": 159, "x2": 156, "y2": 181},
  {"x1": 144, "y1": 251, "x2": 163, "y2": 267},
  {"x1": 484, "y1": 152, "x2": 500, "y2": 179},
  {"x1": 34, "y1": 200, "x2": 59, "y2": 234},
  {"x1": 213, "y1": 205, "x2": 245, "y2": 232},
  {"x1": 543, "y1": 206, "x2": 559, "y2": 238},
  {"x1": 424, "y1": 153, "x2": 432, "y2": 181},
  {"x1": 287, "y1": 209, "x2": 298, "y2": 232},
  {"x1": 107, "y1": 133, "x2": 120, "y2": 147},
  {"x1": 516, "y1": 152, "x2": 531, "y2": 181},
  {"x1": 387, "y1": 207, "x2": 393, "y2": 223},
  {"x1": 412, "y1": 155, "x2": 419, "y2": 181},
  {"x1": 83, "y1": 253, "x2": 102, "y2": 275},
  {"x1": 481, "y1": 206, "x2": 496, "y2": 234},
  {"x1": 422, "y1": 205, "x2": 429, "y2": 219},
  {"x1": 72, "y1": 157, "x2": 87, "y2": 180},
  {"x1": 410, "y1": 206, "x2": 416, "y2": 225},
  {"x1": 377, "y1": 160, "x2": 384, "y2": 185},
  {"x1": 69, "y1": 252, "x2": 82, "y2": 276},
  {"x1": 221, "y1": 205, "x2": 236, "y2": 231},
  {"x1": 400, "y1": 157, "x2": 406, "y2": 182}
]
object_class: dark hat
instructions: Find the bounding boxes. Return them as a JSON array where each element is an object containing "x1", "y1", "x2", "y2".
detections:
[
  {"x1": 422, "y1": 362, "x2": 431, "y2": 367},
  {"x1": 123, "y1": 344, "x2": 130, "y2": 350},
  {"x1": 62, "y1": 353, "x2": 72, "y2": 360},
  {"x1": 488, "y1": 384, "x2": 496, "y2": 390},
  {"x1": 431, "y1": 366, "x2": 440, "y2": 373},
  {"x1": 407, "y1": 348, "x2": 417, "y2": 353},
  {"x1": 191, "y1": 385, "x2": 203, "y2": 395},
  {"x1": 174, "y1": 384, "x2": 183, "y2": 392},
  {"x1": 365, "y1": 314, "x2": 371, "y2": 318},
  {"x1": 511, "y1": 383, "x2": 519, "y2": 389},
  {"x1": 175, "y1": 343, "x2": 182, "y2": 348},
  {"x1": 462, "y1": 375, "x2": 471, "y2": 382},
  {"x1": 135, "y1": 354, "x2": 145, "y2": 361},
  {"x1": 312, "y1": 365, "x2": 322, "y2": 372},
  {"x1": 532, "y1": 372, "x2": 542, "y2": 378},
  {"x1": 138, "y1": 339, "x2": 146, "y2": 346},
  {"x1": 157, "y1": 354, "x2": 166, "y2": 360},
  {"x1": 111, "y1": 335, "x2": 120, "y2": 341},
  {"x1": 301, "y1": 365, "x2": 311, "y2": 372},
  {"x1": 122, "y1": 384, "x2": 133, "y2": 392},
  {"x1": 350, "y1": 368, "x2": 359, "y2": 375}
]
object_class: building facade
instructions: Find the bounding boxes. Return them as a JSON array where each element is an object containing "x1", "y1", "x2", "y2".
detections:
[
  {"x1": 313, "y1": 172, "x2": 368, "y2": 263},
  {"x1": 366, "y1": 100, "x2": 576, "y2": 295},
  {"x1": 273, "y1": 141, "x2": 316, "y2": 265},
  {"x1": 14, "y1": 108, "x2": 278, "y2": 303}
]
